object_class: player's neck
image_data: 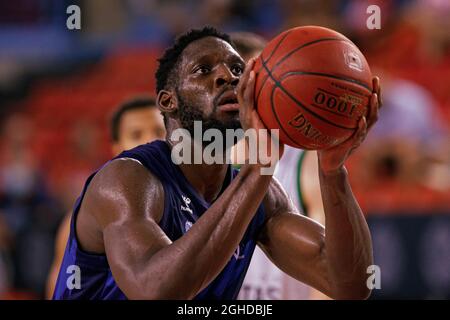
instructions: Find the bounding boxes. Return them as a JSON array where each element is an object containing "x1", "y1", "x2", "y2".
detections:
[
  {"x1": 165, "y1": 123, "x2": 232, "y2": 203},
  {"x1": 178, "y1": 162, "x2": 229, "y2": 204}
]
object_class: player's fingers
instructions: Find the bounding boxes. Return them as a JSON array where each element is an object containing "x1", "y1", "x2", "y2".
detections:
[
  {"x1": 358, "y1": 115, "x2": 368, "y2": 141},
  {"x1": 237, "y1": 68, "x2": 249, "y2": 100},
  {"x1": 355, "y1": 117, "x2": 368, "y2": 146},
  {"x1": 348, "y1": 116, "x2": 367, "y2": 154},
  {"x1": 245, "y1": 58, "x2": 256, "y2": 87},
  {"x1": 372, "y1": 76, "x2": 379, "y2": 92},
  {"x1": 378, "y1": 84, "x2": 383, "y2": 108},
  {"x1": 335, "y1": 114, "x2": 366, "y2": 153},
  {"x1": 352, "y1": 115, "x2": 367, "y2": 145},
  {"x1": 243, "y1": 71, "x2": 255, "y2": 107},
  {"x1": 372, "y1": 76, "x2": 383, "y2": 109},
  {"x1": 238, "y1": 58, "x2": 255, "y2": 97},
  {"x1": 237, "y1": 80, "x2": 246, "y2": 102},
  {"x1": 367, "y1": 93, "x2": 379, "y2": 130}
]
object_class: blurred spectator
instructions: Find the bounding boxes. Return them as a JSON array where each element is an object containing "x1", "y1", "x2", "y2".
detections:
[
  {"x1": 350, "y1": 73, "x2": 449, "y2": 211},
  {"x1": 367, "y1": 74, "x2": 447, "y2": 151},
  {"x1": 0, "y1": 1, "x2": 43, "y2": 25},
  {"x1": 279, "y1": 0, "x2": 342, "y2": 32},
  {"x1": 0, "y1": 113, "x2": 63, "y2": 298},
  {"x1": 45, "y1": 96, "x2": 165, "y2": 299},
  {"x1": 0, "y1": 212, "x2": 12, "y2": 295}
]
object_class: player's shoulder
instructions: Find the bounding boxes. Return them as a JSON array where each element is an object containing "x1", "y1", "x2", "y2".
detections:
[
  {"x1": 92, "y1": 157, "x2": 163, "y2": 196},
  {"x1": 118, "y1": 139, "x2": 170, "y2": 162},
  {"x1": 83, "y1": 157, "x2": 165, "y2": 223},
  {"x1": 74, "y1": 157, "x2": 166, "y2": 251},
  {"x1": 75, "y1": 157, "x2": 165, "y2": 254}
]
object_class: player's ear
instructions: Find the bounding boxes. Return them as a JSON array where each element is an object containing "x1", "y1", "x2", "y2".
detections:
[{"x1": 157, "y1": 90, "x2": 178, "y2": 116}]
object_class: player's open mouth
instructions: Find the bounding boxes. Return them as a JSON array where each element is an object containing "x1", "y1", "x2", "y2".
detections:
[{"x1": 217, "y1": 91, "x2": 239, "y2": 112}]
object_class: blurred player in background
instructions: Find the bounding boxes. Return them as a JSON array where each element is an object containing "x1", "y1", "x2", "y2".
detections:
[
  {"x1": 231, "y1": 32, "x2": 331, "y2": 300},
  {"x1": 109, "y1": 97, "x2": 166, "y2": 155},
  {"x1": 45, "y1": 97, "x2": 165, "y2": 298}
]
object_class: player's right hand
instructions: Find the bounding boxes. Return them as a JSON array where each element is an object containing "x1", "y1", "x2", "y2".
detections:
[
  {"x1": 237, "y1": 58, "x2": 265, "y2": 132},
  {"x1": 237, "y1": 57, "x2": 284, "y2": 168}
]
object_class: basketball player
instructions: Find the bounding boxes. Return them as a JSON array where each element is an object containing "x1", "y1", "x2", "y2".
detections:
[
  {"x1": 232, "y1": 32, "x2": 331, "y2": 300},
  {"x1": 53, "y1": 27, "x2": 380, "y2": 300},
  {"x1": 46, "y1": 97, "x2": 165, "y2": 299}
]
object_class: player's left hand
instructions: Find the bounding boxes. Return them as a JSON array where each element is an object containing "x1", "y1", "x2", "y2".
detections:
[{"x1": 317, "y1": 76, "x2": 382, "y2": 175}]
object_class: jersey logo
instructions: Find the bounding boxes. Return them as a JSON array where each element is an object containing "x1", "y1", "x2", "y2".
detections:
[
  {"x1": 181, "y1": 195, "x2": 193, "y2": 215},
  {"x1": 185, "y1": 221, "x2": 193, "y2": 233}
]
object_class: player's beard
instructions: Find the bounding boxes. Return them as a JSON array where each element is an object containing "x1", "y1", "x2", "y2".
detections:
[{"x1": 176, "y1": 90, "x2": 242, "y2": 149}]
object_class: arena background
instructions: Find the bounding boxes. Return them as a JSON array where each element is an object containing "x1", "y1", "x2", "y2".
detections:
[{"x1": 0, "y1": 0, "x2": 449, "y2": 300}]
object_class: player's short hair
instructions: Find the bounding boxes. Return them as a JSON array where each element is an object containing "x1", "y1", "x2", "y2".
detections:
[
  {"x1": 110, "y1": 96, "x2": 157, "y2": 142},
  {"x1": 230, "y1": 32, "x2": 267, "y2": 58},
  {"x1": 155, "y1": 26, "x2": 233, "y2": 93}
]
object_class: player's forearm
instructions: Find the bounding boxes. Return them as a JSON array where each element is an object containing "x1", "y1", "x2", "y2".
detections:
[
  {"x1": 319, "y1": 166, "x2": 373, "y2": 300},
  {"x1": 138, "y1": 165, "x2": 271, "y2": 299}
]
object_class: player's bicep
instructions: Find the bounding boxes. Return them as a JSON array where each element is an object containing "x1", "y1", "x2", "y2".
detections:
[
  {"x1": 83, "y1": 158, "x2": 170, "y2": 297},
  {"x1": 103, "y1": 216, "x2": 172, "y2": 295},
  {"x1": 259, "y1": 178, "x2": 332, "y2": 295}
]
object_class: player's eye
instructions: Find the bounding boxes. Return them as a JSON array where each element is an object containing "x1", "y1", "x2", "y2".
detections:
[
  {"x1": 231, "y1": 65, "x2": 244, "y2": 76},
  {"x1": 194, "y1": 65, "x2": 211, "y2": 74}
]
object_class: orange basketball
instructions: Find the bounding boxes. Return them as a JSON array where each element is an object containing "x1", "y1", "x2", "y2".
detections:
[{"x1": 253, "y1": 26, "x2": 373, "y2": 150}]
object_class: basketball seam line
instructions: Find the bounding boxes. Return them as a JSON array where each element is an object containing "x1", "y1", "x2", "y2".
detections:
[
  {"x1": 261, "y1": 61, "x2": 357, "y2": 131},
  {"x1": 256, "y1": 37, "x2": 348, "y2": 104},
  {"x1": 280, "y1": 71, "x2": 372, "y2": 91},
  {"x1": 270, "y1": 80, "x2": 304, "y2": 148},
  {"x1": 317, "y1": 88, "x2": 339, "y2": 97},
  {"x1": 310, "y1": 103, "x2": 353, "y2": 119},
  {"x1": 258, "y1": 30, "x2": 292, "y2": 72},
  {"x1": 255, "y1": 31, "x2": 292, "y2": 115}
]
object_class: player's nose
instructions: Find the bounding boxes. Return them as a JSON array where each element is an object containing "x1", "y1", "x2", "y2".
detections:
[{"x1": 215, "y1": 64, "x2": 239, "y2": 88}]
